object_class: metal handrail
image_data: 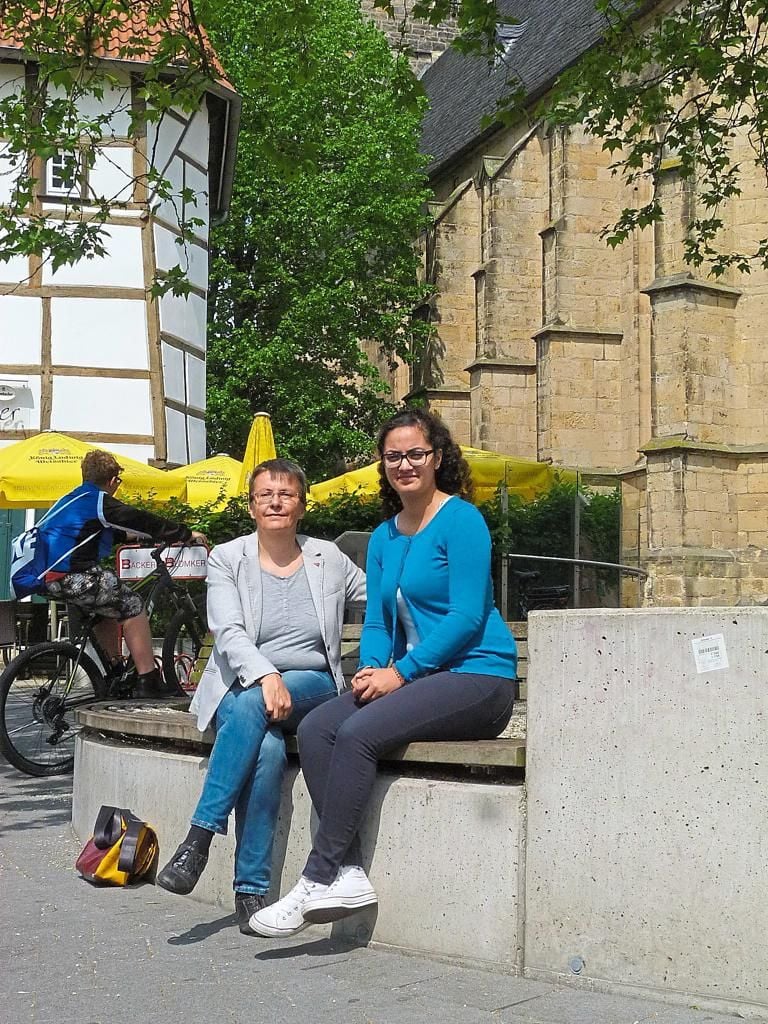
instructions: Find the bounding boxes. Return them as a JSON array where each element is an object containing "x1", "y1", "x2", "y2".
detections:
[{"x1": 505, "y1": 552, "x2": 648, "y2": 578}]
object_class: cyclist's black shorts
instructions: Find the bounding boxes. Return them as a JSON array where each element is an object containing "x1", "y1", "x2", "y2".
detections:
[{"x1": 45, "y1": 566, "x2": 143, "y2": 621}]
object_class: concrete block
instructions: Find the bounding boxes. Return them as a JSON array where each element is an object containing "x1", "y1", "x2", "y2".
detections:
[
  {"x1": 524, "y1": 607, "x2": 768, "y2": 1017},
  {"x1": 72, "y1": 736, "x2": 524, "y2": 967}
]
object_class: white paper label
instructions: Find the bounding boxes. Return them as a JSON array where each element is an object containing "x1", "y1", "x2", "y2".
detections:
[{"x1": 691, "y1": 634, "x2": 729, "y2": 674}]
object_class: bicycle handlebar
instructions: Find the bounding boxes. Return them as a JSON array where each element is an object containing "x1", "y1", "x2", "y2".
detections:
[{"x1": 150, "y1": 542, "x2": 188, "y2": 579}]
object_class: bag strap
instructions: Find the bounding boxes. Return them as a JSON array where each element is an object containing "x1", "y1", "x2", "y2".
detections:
[
  {"x1": 92, "y1": 805, "x2": 125, "y2": 850},
  {"x1": 117, "y1": 816, "x2": 152, "y2": 875},
  {"x1": 35, "y1": 491, "x2": 88, "y2": 531},
  {"x1": 39, "y1": 529, "x2": 101, "y2": 579}
]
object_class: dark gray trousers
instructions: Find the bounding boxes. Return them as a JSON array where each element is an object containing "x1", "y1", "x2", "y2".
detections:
[{"x1": 297, "y1": 671, "x2": 515, "y2": 885}]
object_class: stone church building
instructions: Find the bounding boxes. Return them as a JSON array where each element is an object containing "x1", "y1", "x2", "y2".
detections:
[{"x1": 376, "y1": 0, "x2": 768, "y2": 607}]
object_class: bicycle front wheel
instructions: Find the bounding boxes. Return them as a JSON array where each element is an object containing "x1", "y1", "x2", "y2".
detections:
[
  {"x1": 0, "y1": 642, "x2": 105, "y2": 777},
  {"x1": 162, "y1": 608, "x2": 206, "y2": 696}
]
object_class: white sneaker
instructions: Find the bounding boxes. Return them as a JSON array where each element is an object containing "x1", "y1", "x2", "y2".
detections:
[
  {"x1": 248, "y1": 876, "x2": 328, "y2": 938},
  {"x1": 302, "y1": 865, "x2": 378, "y2": 924}
]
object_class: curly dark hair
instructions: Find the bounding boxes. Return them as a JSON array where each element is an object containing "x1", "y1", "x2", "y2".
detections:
[{"x1": 377, "y1": 408, "x2": 473, "y2": 519}]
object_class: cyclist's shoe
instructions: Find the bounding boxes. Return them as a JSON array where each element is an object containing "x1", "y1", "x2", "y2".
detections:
[
  {"x1": 235, "y1": 892, "x2": 267, "y2": 935},
  {"x1": 133, "y1": 668, "x2": 164, "y2": 699},
  {"x1": 157, "y1": 840, "x2": 209, "y2": 895}
]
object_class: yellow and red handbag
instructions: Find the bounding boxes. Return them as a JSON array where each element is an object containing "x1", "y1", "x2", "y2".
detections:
[{"x1": 76, "y1": 805, "x2": 158, "y2": 886}]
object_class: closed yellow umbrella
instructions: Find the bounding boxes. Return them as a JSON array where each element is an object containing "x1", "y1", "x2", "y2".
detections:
[
  {"x1": 308, "y1": 447, "x2": 577, "y2": 507},
  {"x1": 237, "y1": 412, "x2": 277, "y2": 493},
  {"x1": 167, "y1": 454, "x2": 243, "y2": 508},
  {"x1": 0, "y1": 431, "x2": 185, "y2": 509}
]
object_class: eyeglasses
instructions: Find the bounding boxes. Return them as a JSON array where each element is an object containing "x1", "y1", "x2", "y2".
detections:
[
  {"x1": 381, "y1": 448, "x2": 435, "y2": 468},
  {"x1": 114, "y1": 476, "x2": 123, "y2": 485},
  {"x1": 250, "y1": 490, "x2": 301, "y2": 505}
]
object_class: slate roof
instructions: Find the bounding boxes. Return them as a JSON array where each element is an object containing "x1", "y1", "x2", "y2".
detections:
[{"x1": 420, "y1": 0, "x2": 616, "y2": 175}]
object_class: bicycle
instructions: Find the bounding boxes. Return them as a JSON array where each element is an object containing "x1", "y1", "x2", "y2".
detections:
[
  {"x1": 512, "y1": 568, "x2": 571, "y2": 620},
  {"x1": 0, "y1": 545, "x2": 208, "y2": 777}
]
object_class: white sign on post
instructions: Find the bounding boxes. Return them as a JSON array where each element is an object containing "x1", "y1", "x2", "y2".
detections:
[
  {"x1": 691, "y1": 633, "x2": 729, "y2": 674},
  {"x1": 116, "y1": 544, "x2": 209, "y2": 581}
]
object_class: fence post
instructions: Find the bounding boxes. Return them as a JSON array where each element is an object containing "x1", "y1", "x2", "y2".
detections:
[{"x1": 500, "y1": 482, "x2": 509, "y2": 619}]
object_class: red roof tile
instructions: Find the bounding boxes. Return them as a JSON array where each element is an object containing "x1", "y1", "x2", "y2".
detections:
[{"x1": 0, "y1": 1, "x2": 235, "y2": 94}]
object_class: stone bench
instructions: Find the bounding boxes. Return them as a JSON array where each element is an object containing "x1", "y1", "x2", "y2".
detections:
[{"x1": 71, "y1": 621, "x2": 527, "y2": 966}]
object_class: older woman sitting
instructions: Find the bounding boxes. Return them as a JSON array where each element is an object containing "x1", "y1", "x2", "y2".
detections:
[{"x1": 156, "y1": 458, "x2": 366, "y2": 934}]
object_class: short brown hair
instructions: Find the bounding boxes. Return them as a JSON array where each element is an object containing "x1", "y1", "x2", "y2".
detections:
[
  {"x1": 81, "y1": 450, "x2": 123, "y2": 486},
  {"x1": 248, "y1": 458, "x2": 307, "y2": 503}
]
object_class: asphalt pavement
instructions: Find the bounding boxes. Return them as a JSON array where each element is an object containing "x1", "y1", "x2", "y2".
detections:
[{"x1": 0, "y1": 759, "x2": 760, "y2": 1024}]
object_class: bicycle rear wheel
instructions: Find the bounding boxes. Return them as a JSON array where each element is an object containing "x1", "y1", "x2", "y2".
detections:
[
  {"x1": 0, "y1": 642, "x2": 105, "y2": 776},
  {"x1": 162, "y1": 608, "x2": 206, "y2": 696}
]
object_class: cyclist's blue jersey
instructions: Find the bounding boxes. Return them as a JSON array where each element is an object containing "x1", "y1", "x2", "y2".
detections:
[
  {"x1": 40, "y1": 483, "x2": 117, "y2": 575},
  {"x1": 40, "y1": 481, "x2": 191, "y2": 577}
]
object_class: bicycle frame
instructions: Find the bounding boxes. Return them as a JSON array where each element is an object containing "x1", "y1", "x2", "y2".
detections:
[
  {"x1": 56, "y1": 546, "x2": 200, "y2": 710},
  {"x1": 124, "y1": 544, "x2": 203, "y2": 622}
]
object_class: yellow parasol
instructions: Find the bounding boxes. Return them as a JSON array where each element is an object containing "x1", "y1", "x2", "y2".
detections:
[
  {"x1": 308, "y1": 446, "x2": 577, "y2": 507},
  {"x1": 0, "y1": 432, "x2": 185, "y2": 509},
  {"x1": 237, "y1": 412, "x2": 277, "y2": 493},
  {"x1": 167, "y1": 454, "x2": 244, "y2": 509}
]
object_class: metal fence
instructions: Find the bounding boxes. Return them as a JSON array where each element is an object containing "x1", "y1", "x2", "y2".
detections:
[{"x1": 500, "y1": 552, "x2": 648, "y2": 620}]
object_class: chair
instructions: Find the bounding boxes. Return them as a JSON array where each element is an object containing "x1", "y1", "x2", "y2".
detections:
[
  {"x1": 334, "y1": 531, "x2": 370, "y2": 624},
  {"x1": 0, "y1": 599, "x2": 17, "y2": 665}
]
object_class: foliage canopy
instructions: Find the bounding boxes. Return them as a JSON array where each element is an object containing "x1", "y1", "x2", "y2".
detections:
[{"x1": 199, "y1": 0, "x2": 431, "y2": 478}]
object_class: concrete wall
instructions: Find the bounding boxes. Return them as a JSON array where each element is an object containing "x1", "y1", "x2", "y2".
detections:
[
  {"x1": 525, "y1": 607, "x2": 768, "y2": 1018},
  {"x1": 71, "y1": 606, "x2": 768, "y2": 1014},
  {"x1": 72, "y1": 737, "x2": 524, "y2": 968}
]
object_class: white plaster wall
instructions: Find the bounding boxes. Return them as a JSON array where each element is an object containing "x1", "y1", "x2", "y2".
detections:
[
  {"x1": 51, "y1": 298, "x2": 148, "y2": 369},
  {"x1": 161, "y1": 342, "x2": 185, "y2": 403},
  {"x1": 0, "y1": 232, "x2": 30, "y2": 284},
  {"x1": 147, "y1": 117, "x2": 186, "y2": 183},
  {"x1": 53, "y1": 74, "x2": 133, "y2": 139},
  {"x1": 525, "y1": 607, "x2": 768, "y2": 1015},
  {"x1": 187, "y1": 414, "x2": 206, "y2": 462},
  {"x1": 186, "y1": 352, "x2": 205, "y2": 410},
  {"x1": 50, "y1": 376, "x2": 152, "y2": 435},
  {"x1": 0, "y1": 373, "x2": 41, "y2": 431},
  {"x1": 0, "y1": 65, "x2": 24, "y2": 217},
  {"x1": 88, "y1": 145, "x2": 135, "y2": 203},
  {"x1": 0, "y1": 62, "x2": 24, "y2": 100},
  {"x1": 103, "y1": 442, "x2": 156, "y2": 463},
  {"x1": 43, "y1": 223, "x2": 144, "y2": 288},
  {"x1": 165, "y1": 405, "x2": 188, "y2": 464},
  {"x1": 184, "y1": 163, "x2": 210, "y2": 241},
  {"x1": 177, "y1": 107, "x2": 208, "y2": 162},
  {"x1": 0, "y1": 144, "x2": 24, "y2": 207},
  {"x1": 0, "y1": 296, "x2": 43, "y2": 363},
  {"x1": 158, "y1": 291, "x2": 206, "y2": 350},
  {"x1": 152, "y1": 153, "x2": 185, "y2": 226},
  {"x1": 154, "y1": 224, "x2": 208, "y2": 292}
]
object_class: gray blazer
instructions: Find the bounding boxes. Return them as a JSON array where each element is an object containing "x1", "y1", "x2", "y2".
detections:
[{"x1": 189, "y1": 532, "x2": 366, "y2": 731}]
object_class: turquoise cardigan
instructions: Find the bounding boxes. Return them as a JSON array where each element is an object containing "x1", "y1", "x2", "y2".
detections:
[{"x1": 359, "y1": 497, "x2": 517, "y2": 681}]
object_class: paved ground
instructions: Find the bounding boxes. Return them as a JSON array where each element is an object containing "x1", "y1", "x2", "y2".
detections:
[{"x1": 0, "y1": 760, "x2": 758, "y2": 1024}]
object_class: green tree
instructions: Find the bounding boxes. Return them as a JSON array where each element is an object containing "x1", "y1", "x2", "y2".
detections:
[
  {"x1": 199, "y1": 0, "x2": 431, "y2": 479},
  {"x1": 392, "y1": 0, "x2": 768, "y2": 276}
]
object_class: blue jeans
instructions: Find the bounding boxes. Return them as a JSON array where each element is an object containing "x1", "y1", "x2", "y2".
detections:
[{"x1": 191, "y1": 670, "x2": 336, "y2": 895}]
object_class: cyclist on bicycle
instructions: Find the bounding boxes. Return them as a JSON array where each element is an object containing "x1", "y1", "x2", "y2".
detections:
[{"x1": 42, "y1": 450, "x2": 207, "y2": 697}]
